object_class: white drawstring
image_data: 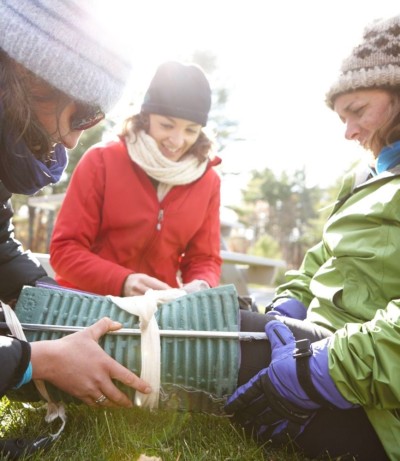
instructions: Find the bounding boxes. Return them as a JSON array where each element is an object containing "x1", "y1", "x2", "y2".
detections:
[{"x1": 3, "y1": 303, "x2": 66, "y2": 439}]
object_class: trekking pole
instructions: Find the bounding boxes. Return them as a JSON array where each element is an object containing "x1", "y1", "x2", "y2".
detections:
[{"x1": 0, "y1": 321, "x2": 267, "y2": 341}]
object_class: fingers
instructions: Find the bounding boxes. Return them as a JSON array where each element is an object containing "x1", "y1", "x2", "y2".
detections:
[
  {"x1": 92, "y1": 365, "x2": 152, "y2": 408},
  {"x1": 265, "y1": 320, "x2": 295, "y2": 350},
  {"x1": 92, "y1": 394, "x2": 110, "y2": 408},
  {"x1": 225, "y1": 367, "x2": 268, "y2": 413},
  {"x1": 111, "y1": 361, "x2": 152, "y2": 395},
  {"x1": 225, "y1": 372, "x2": 285, "y2": 429},
  {"x1": 145, "y1": 277, "x2": 171, "y2": 291},
  {"x1": 94, "y1": 326, "x2": 152, "y2": 407},
  {"x1": 96, "y1": 355, "x2": 152, "y2": 408},
  {"x1": 90, "y1": 385, "x2": 132, "y2": 408},
  {"x1": 82, "y1": 362, "x2": 152, "y2": 408},
  {"x1": 85, "y1": 317, "x2": 121, "y2": 341},
  {"x1": 66, "y1": 318, "x2": 151, "y2": 408},
  {"x1": 123, "y1": 274, "x2": 171, "y2": 296}
]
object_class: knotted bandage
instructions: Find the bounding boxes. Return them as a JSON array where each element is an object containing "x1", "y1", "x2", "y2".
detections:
[{"x1": 109, "y1": 288, "x2": 186, "y2": 409}]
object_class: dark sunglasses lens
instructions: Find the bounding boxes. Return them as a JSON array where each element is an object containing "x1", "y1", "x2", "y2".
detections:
[{"x1": 71, "y1": 105, "x2": 105, "y2": 131}]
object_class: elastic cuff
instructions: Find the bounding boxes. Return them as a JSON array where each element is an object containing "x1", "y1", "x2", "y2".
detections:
[{"x1": 13, "y1": 362, "x2": 32, "y2": 389}]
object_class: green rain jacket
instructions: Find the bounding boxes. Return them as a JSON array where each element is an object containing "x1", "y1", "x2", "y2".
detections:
[{"x1": 274, "y1": 165, "x2": 400, "y2": 460}]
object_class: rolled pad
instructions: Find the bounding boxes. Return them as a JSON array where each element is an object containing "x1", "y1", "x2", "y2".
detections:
[{"x1": 8, "y1": 284, "x2": 240, "y2": 414}]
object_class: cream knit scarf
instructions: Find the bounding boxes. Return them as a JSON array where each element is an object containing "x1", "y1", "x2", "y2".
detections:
[{"x1": 125, "y1": 128, "x2": 208, "y2": 201}]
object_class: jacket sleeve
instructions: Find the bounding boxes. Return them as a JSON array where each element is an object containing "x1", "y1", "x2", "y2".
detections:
[
  {"x1": 50, "y1": 147, "x2": 132, "y2": 295},
  {"x1": 179, "y1": 172, "x2": 222, "y2": 287},
  {"x1": 273, "y1": 240, "x2": 329, "y2": 307},
  {"x1": 0, "y1": 182, "x2": 47, "y2": 303},
  {"x1": 329, "y1": 301, "x2": 400, "y2": 410},
  {"x1": 273, "y1": 172, "x2": 357, "y2": 306},
  {"x1": 0, "y1": 334, "x2": 31, "y2": 397}
]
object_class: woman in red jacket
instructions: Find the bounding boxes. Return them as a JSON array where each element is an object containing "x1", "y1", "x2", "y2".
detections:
[{"x1": 50, "y1": 61, "x2": 222, "y2": 297}]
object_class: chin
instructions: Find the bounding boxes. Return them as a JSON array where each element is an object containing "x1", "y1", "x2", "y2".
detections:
[
  {"x1": 62, "y1": 132, "x2": 83, "y2": 149},
  {"x1": 161, "y1": 151, "x2": 178, "y2": 162}
]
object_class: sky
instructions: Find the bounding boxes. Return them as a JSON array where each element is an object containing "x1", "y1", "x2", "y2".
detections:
[{"x1": 96, "y1": 1, "x2": 400, "y2": 207}]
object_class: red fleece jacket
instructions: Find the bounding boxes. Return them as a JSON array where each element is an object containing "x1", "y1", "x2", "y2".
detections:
[{"x1": 50, "y1": 139, "x2": 222, "y2": 295}]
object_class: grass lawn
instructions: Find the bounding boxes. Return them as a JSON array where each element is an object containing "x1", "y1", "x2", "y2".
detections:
[{"x1": 0, "y1": 397, "x2": 311, "y2": 460}]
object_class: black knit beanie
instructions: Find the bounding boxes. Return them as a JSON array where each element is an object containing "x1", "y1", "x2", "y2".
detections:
[{"x1": 141, "y1": 61, "x2": 211, "y2": 126}]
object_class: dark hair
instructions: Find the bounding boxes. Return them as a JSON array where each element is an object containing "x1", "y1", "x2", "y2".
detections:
[
  {"x1": 120, "y1": 112, "x2": 213, "y2": 163},
  {"x1": 369, "y1": 89, "x2": 400, "y2": 155},
  {"x1": 0, "y1": 49, "x2": 68, "y2": 161}
]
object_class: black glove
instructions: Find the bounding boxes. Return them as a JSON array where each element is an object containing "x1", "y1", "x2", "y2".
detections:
[{"x1": 0, "y1": 435, "x2": 54, "y2": 460}]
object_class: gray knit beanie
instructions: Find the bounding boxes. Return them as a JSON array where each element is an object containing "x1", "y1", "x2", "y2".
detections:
[
  {"x1": 0, "y1": 0, "x2": 132, "y2": 112},
  {"x1": 141, "y1": 61, "x2": 212, "y2": 126},
  {"x1": 326, "y1": 15, "x2": 400, "y2": 109}
]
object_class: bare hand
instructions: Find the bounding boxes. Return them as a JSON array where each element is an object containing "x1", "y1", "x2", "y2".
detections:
[
  {"x1": 30, "y1": 317, "x2": 152, "y2": 407},
  {"x1": 122, "y1": 273, "x2": 171, "y2": 296},
  {"x1": 182, "y1": 279, "x2": 210, "y2": 294}
]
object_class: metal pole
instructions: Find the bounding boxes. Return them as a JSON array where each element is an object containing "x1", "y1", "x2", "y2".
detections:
[{"x1": 0, "y1": 322, "x2": 267, "y2": 341}]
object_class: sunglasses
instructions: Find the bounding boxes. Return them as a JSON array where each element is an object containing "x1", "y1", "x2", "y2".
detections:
[{"x1": 70, "y1": 103, "x2": 105, "y2": 131}]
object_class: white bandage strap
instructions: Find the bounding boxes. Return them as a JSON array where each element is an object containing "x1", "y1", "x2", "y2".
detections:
[
  {"x1": 108, "y1": 288, "x2": 186, "y2": 409},
  {"x1": 2, "y1": 303, "x2": 66, "y2": 438}
]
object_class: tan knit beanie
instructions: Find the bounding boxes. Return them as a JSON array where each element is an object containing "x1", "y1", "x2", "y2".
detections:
[{"x1": 326, "y1": 15, "x2": 400, "y2": 109}]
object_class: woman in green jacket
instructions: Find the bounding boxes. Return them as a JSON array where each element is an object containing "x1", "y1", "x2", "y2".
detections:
[{"x1": 226, "y1": 14, "x2": 400, "y2": 461}]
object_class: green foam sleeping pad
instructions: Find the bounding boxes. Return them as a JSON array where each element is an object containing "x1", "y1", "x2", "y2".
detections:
[{"x1": 7, "y1": 284, "x2": 240, "y2": 414}]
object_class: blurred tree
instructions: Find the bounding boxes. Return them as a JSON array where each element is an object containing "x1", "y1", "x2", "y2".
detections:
[
  {"x1": 233, "y1": 167, "x2": 324, "y2": 268},
  {"x1": 250, "y1": 234, "x2": 282, "y2": 260}
]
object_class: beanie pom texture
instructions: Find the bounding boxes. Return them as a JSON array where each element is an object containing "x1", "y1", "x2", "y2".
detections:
[{"x1": 326, "y1": 15, "x2": 400, "y2": 108}]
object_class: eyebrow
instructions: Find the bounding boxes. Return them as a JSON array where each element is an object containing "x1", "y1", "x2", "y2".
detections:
[
  {"x1": 342, "y1": 101, "x2": 356, "y2": 113},
  {"x1": 336, "y1": 101, "x2": 357, "y2": 120}
]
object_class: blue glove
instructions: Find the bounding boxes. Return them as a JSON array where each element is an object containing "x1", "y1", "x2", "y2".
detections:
[
  {"x1": 266, "y1": 298, "x2": 307, "y2": 320},
  {"x1": 225, "y1": 319, "x2": 355, "y2": 445}
]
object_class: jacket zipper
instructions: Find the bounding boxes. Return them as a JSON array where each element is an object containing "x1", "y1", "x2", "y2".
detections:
[{"x1": 156, "y1": 209, "x2": 164, "y2": 230}]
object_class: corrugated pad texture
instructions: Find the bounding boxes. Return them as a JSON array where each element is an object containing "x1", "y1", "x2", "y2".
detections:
[{"x1": 7, "y1": 284, "x2": 240, "y2": 414}]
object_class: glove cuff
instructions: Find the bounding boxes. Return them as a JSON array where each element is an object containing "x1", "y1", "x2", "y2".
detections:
[
  {"x1": 309, "y1": 338, "x2": 356, "y2": 409},
  {"x1": 261, "y1": 370, "x2": 315, "y2": 424},
  {"x1": 267, "y1": 298, "x2": 307, "y2": 320}
]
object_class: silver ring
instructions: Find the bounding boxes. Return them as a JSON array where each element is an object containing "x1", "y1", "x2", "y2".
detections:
[{"x1": 95, "y1": 394, "x2": 107, "y2": 405}]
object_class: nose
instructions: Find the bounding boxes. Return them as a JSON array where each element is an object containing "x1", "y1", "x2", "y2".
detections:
[
  {"x1": 168, "y1": 130, "x2": 185, "y2": 148},
  {"x1": 344, "y1": 119, "x2": 360, "y2": 142}
]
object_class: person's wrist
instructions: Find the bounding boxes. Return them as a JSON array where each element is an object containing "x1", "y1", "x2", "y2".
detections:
[
  {"x1": 30, "y1": 340, "x2": 58, "y2": 381},
  {"x1": 121, "y1": 273, "x2": 135, "y2": 296}
]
